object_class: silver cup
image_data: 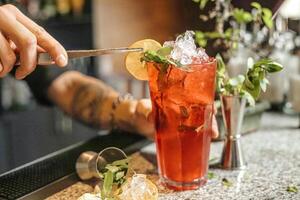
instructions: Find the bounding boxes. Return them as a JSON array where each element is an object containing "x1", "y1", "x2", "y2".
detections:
[
  {"x1": 220, "y1": 95, "x2": 247, "y2": 170},
  {"x1": 76, "y1": 147, "x2": 127, "y2": 180}
]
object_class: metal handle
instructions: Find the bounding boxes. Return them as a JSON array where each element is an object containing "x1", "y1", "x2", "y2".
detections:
[{"x1": 14, "y1": 47, "x2": 143, "y2": 66}]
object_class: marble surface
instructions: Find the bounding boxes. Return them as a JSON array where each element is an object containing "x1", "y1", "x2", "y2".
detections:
[{"x1": 47, "y1": 112, "x2": 300, "y2": 200}]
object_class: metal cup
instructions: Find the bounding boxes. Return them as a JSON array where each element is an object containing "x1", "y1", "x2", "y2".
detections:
[
  {"x1": 220, "y1": 95, "x2": 247, "y2": 170},
  {"x1": 76, "y1": 147, "x2": 127, "y2": 180}
]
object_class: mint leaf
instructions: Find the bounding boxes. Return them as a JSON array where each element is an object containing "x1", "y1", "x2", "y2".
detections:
[
  {"x1": 251, "y1": 2, "x2": 262, "y2": 10},
  {"x1": 111, "y1": 158, "x2": 129, "y2": 166},
  {"x1": 222, "y1": 178, "x2": 233, "y2": 187},
  {"x1": 207, "y1": 172, "x2": 215, "y2": 179},
  {"x1": 262, "y1": 8, "x2": 273, "y2": 28},
  {"x1": 115, "y1": 171, "x2": 125, "y2": 181},
  {"x1": 260, "y1": 78, "x2": 269, "y2": 92},
  {"x1": 216, "y1": 54, "x2": 226, "y2": 94},
  {"x1": 233, "y1": 8, "x2": 252, "y2": 24},
  {"x1": 205, "y1": 32, "x2": 223, "y2": 39},
  {"x1": 287, "y1": 185, "x2": 298, "y2": 193},
  {"x1": 157, "y1": 47, "x2": 172, "y2": 57},
  {"x1": 100, "y1": 157, "x2": 129, "y2": 199},
  {"x1": 200, "y1": 0, "x2": 209, "y2": 9},
  {"x1": 105, "y1": 165, "x2": 120, "y2": 173},
  {"x1": 101, "y1": 171, "x2": 114, "y2": 199},
  {"x1": 195, "y1": 31, "x2": 207, "y2": 47},
  {"x1": 240, "y1": 90, "x2": 255, "y2": 106}
]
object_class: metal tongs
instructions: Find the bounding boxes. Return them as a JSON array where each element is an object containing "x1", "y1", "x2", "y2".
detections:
[{"x1": 15, "y1": 47, "x2": 143, "y2": 66}]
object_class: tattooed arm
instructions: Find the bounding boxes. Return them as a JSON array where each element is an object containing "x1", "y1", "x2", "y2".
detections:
[{"x1": 47, "y1": 71, "x2": 154, "y2": 138}]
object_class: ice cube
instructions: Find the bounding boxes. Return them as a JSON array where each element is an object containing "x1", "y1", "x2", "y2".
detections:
[
  {"x1": 192, "y1": 47, "x2": 210, "y2": 64},
  {"x1": 180, "y1": 54, "x2": 193, "y2": 65},
  {"x1": 170, "y1": 47, "x2": 183, "y2": 61},
  {"x1": 169, "y1": 31, "x2": 206, "y2": 65},
  {"x1": 118, "y1": 174, "x2": 158, "y2": 200},
  {"x1": 163, "y1": 41, "x2": 175, "y2": 48},
  {"x1": 197, "y1": 48, "x2": 209, "y2": 60}
]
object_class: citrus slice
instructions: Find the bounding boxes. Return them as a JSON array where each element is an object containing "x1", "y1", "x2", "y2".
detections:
[{"x1": 125, "y1": 39, "x2": 162, "y2": 80}]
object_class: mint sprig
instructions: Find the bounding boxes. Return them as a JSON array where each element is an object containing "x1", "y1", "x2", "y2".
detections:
[
  {"x1": 140, "y1": 47, "x2": 182, "y2": 69},
  {"x1": 216, "y1": 55, "x2": 283, "y2": 106},
  {"x1": 99, "y1": 158, "x2": 129, "y2": 199}
]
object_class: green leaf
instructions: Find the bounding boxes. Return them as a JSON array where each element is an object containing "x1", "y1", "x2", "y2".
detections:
[
  {"x1": 251, "y1": 2, "x2": 262, "y2": 10},
  {"x1": 157, "y1": 47, "x2": 173, "y2": 57},
  {"x1": 216, "y1": 54, "x2": 226, "y2": 94},
  {"x1": 260, "y1": 78, "x2": 269, "y2": 92},
  {"x1": 205, "y1": 31, "x2": 223, "y2": 39},
  {"x1": 200, "y1": 0, "x2": 209, "y2": 9},
  {"x1": 111, "y1": 158, "x2": 129, "y2": 166},
  {"x1": 141, "y1": 50, "x2": 171, "y2": 67},
  {"x1": 216, "y1": 54, "x2": 226, "y2": 75},
  {"x1": 262, "y1": 8, "x2": 273, "y2": 28},
  {"x1": 232, "y1": 41, "x2": 238, "y2": 49},
  {"x1": 224, "y1": 28, "x2": 233, "y2": 39},
  {"x1": 262, "y1": 8, "x2": 272, "y2": 18},
  {"x1": 233, "y1": 8, "x2": 252, "y2": 24},
  {"x1": 266, "y1": 63, "x2": 283, "y2": 73},
  {"x1": 240, "y1": 90, "x2": 255, "y2": 106},
  {"x1": 101, "y1": 171, "x2": 114, "y2": 199},
  {"x1": 105, "y1": 165, "x2": 120, "y2": 173},
  {"x1": 195, "y1": 31, "x2": 207, "y2": 47},
  {"x1": 115, "y1": 171, "x2": 125, "y2": 181},
  {"x1": 254, "y1": 59, "x2": 283, "y2": 73},
  {"x1": 207, "y1": 172, "x2": 215, "y2": 179},
  {"x1": 222, "y1": 178, "x2": 233, "y2": 187},
  {"x1": 287, "y1": 185, "x2": 298, "y2": 193}
]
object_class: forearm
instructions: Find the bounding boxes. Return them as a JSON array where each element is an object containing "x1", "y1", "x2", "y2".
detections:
[{"x1": 47, "y1": 71, "x2": 153, "y2": 136}]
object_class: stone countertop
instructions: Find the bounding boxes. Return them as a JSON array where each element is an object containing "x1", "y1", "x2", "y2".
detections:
[{"x1": 46, "y1": 112, "x2": 300, "y2": 200}]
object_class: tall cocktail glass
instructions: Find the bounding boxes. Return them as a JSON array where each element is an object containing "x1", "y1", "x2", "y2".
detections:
[{"x1": 147, "y1": 59, "x2": 216, "y2": 190}]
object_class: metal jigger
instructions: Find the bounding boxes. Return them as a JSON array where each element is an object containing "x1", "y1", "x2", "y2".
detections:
[
  {"x1": 76, "y1": 147, "x2": 127, "y2": 180},
  {"x1": 220, "y1": 95, "x2": 247, "y2": 170}
]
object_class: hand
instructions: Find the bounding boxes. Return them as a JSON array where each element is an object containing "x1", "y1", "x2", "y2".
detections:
[
  {"x1": 0, "y1": 4, "x2": 68, "y2": 79},
  {"x1": 135, "y1": 99, "x2": 219, "y2": 139}
]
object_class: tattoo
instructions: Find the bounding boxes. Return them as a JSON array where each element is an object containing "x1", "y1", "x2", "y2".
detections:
[{"x1": 71, "y1": 83, "x2": 108, "y2": 128}]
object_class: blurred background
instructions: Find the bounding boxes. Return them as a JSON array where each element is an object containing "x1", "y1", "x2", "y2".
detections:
[{"x1": 1, "y1": 0, "x2": 300, "y2": 174}]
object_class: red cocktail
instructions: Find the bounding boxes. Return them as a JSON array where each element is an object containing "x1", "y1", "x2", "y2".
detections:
[{"x1": 147, "y1": 58, "x2": 216, "y2": 190}]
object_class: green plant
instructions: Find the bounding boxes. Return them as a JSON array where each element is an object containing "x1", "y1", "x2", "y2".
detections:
[
  {"x1": 192, "y1": 1, "x2": 273, "y2": 54},
  {"x1": 216, "y1": 55, "x2": 282, "y2": 105},
  {"x1": 192, "y1": 0, "x2": 283, "y2": 105},
  {"x1": 99, "y1": 158, "x2": 129, "y2": 199}
]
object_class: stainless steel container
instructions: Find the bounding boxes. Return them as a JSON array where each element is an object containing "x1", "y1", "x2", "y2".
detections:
[
  {"x1": 220, "y1": 95, "x2": 247, "y2": 170},
  {"x1": 75, "y1": 147, "x2": 127, "y2": 180}
]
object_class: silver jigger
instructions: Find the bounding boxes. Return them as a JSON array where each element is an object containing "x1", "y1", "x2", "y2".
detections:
[
  {"x1": 220, "y1": 95, "x2": 247, "y2": 170},
  {"x1": 76, "y1": 147, "x2": 127, "y2": 180}
]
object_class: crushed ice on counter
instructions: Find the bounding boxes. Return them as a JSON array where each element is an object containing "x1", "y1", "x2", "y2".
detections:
[
  {"x1": 163, "y1": 31, "x2": 209, "y2": 65},
  {"x1": 77, "y1": 193, "x2": 102, "y2": 200}
]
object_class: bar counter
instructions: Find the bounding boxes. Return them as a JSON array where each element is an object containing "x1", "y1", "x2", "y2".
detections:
[{"x1": 46, "y1": 112, "x2": 300, "y2": 200}]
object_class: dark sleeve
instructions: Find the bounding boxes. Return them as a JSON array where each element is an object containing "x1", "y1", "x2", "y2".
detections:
[{"x1": 24, "y1": 66, "x2": 68, "y2": 106}]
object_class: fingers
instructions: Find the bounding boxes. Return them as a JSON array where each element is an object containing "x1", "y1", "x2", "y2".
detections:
[
  {"x1": 136, "y1": 98, "x2": 152, "y2": 118},
  {"x1": 0, "y1": 6, "x2": 38, "y2": 79},
  {"x1": 0, "y1": 32, "x2": 16, "y2": 77},
  {"x1": 133, "y1": 99, "x2": 155, "y2": 139},
  {"x1": 5, "y1": 4, "x2": 68, "y2": 67},
  {"x1": 16, "y1": 35, "x2": 37, "y2": 79}
]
